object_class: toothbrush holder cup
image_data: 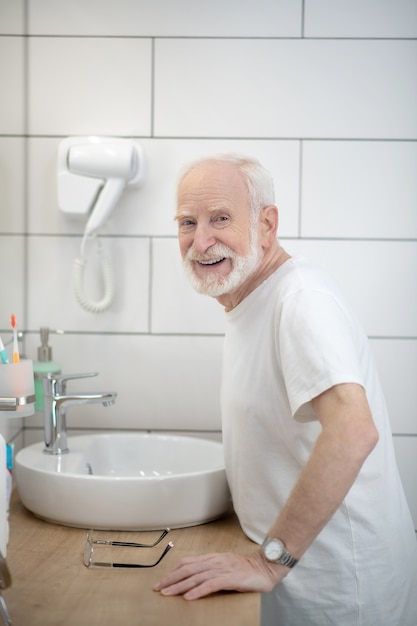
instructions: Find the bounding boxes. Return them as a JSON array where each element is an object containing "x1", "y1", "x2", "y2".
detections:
[{"x1": 0, "y1": 360, "x2": 36, "y2": 417}]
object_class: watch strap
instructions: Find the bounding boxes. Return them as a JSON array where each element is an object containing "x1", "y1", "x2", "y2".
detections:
[
  {"x1": 262, "y1": 536, "x2": 298, "y2": 568},
  {"x1": 278, "y1": 550, "x2": 298, "y2": 568}
]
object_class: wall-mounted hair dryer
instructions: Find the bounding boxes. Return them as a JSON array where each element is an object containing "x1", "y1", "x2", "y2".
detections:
[
  {"x1": 57, "y1": 137, "x2": 145, "y2": 314},
  {"x1": 58, "y1": 136, "x2": 144, "y2": 235}
]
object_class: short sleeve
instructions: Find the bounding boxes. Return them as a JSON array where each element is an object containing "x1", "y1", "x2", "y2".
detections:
[{"x1": 277, "y1": 288, "x2": 365, "y2": 422}]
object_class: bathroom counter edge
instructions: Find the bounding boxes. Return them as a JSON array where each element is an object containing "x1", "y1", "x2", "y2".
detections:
[{"x1": 3, "y1": 491, "x2": 259, "y2": 626}]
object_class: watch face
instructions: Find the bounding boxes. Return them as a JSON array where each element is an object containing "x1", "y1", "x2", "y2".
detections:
[{"x1": 264, "y1": 538, "x2": 284, "y2": 561}]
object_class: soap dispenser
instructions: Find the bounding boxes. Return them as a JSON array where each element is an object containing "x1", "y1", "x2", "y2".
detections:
[{"x1": 33, "y1": 328, "x2": 61, "y2": 411}]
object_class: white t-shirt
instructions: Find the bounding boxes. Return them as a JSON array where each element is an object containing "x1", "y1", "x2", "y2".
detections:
[{"x1": 221, "y1": 257, "x2": 417, "y2": 626}]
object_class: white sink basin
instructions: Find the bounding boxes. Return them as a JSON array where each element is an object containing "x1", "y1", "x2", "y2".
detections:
[{"x1": 15, "y1": 433, "x2": 231, "y2": 530}]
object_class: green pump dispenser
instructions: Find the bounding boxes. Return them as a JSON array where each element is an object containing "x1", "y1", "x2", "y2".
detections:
[{"x1": 33, "y1": 328, "x2": 61, "y2": 411}]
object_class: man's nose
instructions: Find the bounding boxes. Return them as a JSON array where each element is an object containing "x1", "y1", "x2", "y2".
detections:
[{"x1": 192, "y1": 223, "x2": 217, "y2": 253}]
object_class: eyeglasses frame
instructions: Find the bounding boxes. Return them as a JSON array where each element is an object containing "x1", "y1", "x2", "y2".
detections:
[{"x1": 83, "y1": 528, "x2": 174, "y2": 569}]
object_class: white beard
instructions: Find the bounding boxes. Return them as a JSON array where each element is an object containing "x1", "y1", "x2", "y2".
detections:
[{"x1": 183, "y1": 232, "x2": 261, "y2": 298}]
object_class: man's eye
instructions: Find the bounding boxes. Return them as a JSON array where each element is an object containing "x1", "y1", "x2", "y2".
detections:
[{"x1": 214, "y1": 215, "x2": 229, "y2": 223}]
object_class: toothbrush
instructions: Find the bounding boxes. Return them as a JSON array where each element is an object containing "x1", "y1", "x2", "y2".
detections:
[
  {"x1": 0, "y1": 334, "x2": 9, "y2": 364},
  {"x1": 10, "y1": 314, "x2": 19, "y2": 363}
]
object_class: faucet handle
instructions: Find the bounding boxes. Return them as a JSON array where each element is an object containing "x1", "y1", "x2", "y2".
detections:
[{"x1": 48, "y1": 372, "x2": 99, "y2": 394}]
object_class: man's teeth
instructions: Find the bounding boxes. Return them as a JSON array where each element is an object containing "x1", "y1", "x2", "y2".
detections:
[{"x1": 199, "y1": 258, "x2": 225, "y2": 265}]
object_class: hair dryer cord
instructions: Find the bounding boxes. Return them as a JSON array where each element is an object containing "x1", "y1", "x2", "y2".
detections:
[{"x1": 73, "y1": 234, "x2": 115, "y2": 313}]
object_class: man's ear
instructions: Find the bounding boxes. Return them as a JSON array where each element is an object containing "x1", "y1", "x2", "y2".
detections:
[{"x1": 259, "y1": 205, "x2": 279, "y2": 247}]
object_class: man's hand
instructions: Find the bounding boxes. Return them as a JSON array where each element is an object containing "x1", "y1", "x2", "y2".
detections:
[{"x1": 153, "y1": 550, "x2": 286, "y2": 600}]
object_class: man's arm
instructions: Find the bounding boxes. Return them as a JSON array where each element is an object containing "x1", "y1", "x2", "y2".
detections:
[
  {"x1": 154, "y1": 383, "x2": 379, "y2": 600},
  {"x1": 264, "y1": 383, "x2": 379, "y2": 566}
]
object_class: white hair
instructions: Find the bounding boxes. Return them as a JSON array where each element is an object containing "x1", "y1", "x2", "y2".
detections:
[{"x1": 177, "y1": 153, "x2": 275, "y2": 223}]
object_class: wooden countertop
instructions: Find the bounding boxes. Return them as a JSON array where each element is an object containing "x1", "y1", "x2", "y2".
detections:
[{"x1": 2, "y1": 493, "x2": 259, "y2": 626}]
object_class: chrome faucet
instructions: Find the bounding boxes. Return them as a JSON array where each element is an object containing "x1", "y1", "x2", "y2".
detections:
[{"x1": 43, "y1": 372, "x2": 117, "y2": 455}]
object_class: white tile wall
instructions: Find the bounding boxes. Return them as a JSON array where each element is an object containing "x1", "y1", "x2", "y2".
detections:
[
  {"x1": 370, "y1": 339, "x2": 417, "y2": 434},
  {"x1": 27, "y1": 236, "x2": 150, "y2": 332},
  {"x1": 0, "y1": 237, "x2": 25, "y2": 328},
  {"x1": 0, "y1": 37, "x2": 24, "y2": 135},
  {"x1": 27, "y1": 0, "x2": 302, "y2": 37},
  {"x1": 0, "y1": 0, "x2": 416, "y2": 526},
  {"x1": 301, "y1": 141, "x2": 417, "y2": 239},
  {"x1": 154, "y1": 39, "x2": 417, "y2": 139},
  {"x1": 393, "y1": 437, "x2": 417, "y2": 526},
  {"x1": 285, "y1": 239, "x2": 417, "y2": 337},
  {"x1": 28, "y1": 37, "x2": 153, "y2": 136},
  {"x1": 22, "y1": 333, "x2": 223, "y2": 432},
  {"x1": 305, "y1": 0, "x2": 417, "y2": 38},
  {"x1": 0, "y1": 0, "x2": 24, "y2": 34},
  {"x1": 0, "y1": 138, "x2": 25, "y2": 233}
]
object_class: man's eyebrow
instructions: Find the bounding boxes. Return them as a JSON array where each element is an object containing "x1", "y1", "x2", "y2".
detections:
[
  {"x1": 174, "y1": 204, "x2": 231, "y2": 222},
  {"x1": 174, "y1": 211, "x2": 191, "y2": 222}
]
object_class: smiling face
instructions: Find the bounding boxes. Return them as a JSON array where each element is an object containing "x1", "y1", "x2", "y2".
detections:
[{"x1": 176, "y1": 161, "x2": 263, "y2": 305}]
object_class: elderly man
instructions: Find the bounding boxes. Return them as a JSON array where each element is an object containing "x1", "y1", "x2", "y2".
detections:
[{"x1": 154, "y1": 154, "x2": 417, "y2": 625}]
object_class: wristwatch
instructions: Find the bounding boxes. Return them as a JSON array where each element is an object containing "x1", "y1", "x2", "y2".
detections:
[{"x1": 261, "y1": 536, "x2": 298, "y2": 568}]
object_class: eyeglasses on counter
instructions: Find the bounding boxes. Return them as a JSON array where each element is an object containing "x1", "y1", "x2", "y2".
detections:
[{"x1": 83, "y1": 528, "x2": 174, "y2": 569}]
